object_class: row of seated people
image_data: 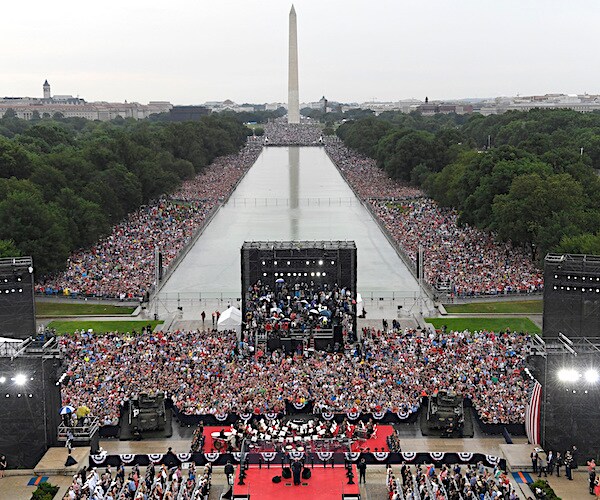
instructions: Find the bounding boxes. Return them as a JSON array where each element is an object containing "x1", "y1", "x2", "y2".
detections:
[
  {"x1": 63, "y1": 462, "x2": 212, "y2": 500},
  {"x1": 386, "y1": 429, "x2": 403, "y2": 453},
  {"x1": 386, "y1": 462, "x2": 517, "y2": 500}
]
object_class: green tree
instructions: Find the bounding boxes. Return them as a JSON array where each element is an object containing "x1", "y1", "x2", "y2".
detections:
[
  {"x1": 0, "y1": 189, "x2": 71, "y2": 274},
  {"x1": 491, "y1": 172, "x2": 585, "y2": 257},
  {"x1": 0, "y1": 239, "x2": 21, "y2": 257}
]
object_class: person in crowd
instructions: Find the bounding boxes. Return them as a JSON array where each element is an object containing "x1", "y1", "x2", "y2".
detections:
[
  {"x1": 357, "y1": 458, "x2": 367, "y2": 484},
  {"x1": 537, "y1": 454, "x2": 548, "y2": 478},
  {"x1": 555, "y1": 451, "x2": 563, "y2": 477},
  {"x1": 0, "y1": 453, "x2": 6, "y2": 479},
  {"x1": 292, "y1": 459, "x2": 302, "y2": 486},
  {"x1": 224, "y1": 460, "x2": 235, "y2": 485},
  {"x1": 529, "y1": 450, "x2": 540, "y2": 474},
  {"x1": 564, "y1": 450, "x2": 574, "y2": 480}
]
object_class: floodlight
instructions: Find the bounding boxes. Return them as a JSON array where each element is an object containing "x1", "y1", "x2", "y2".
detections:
[
  {"x1": 584, "y1": 369, "x2": 599, "y2": 384},
  {"x1": 0, "y1": 376, "x2": 6, "y2": 383},
  {"x1": 13, "y1": 373, "x2": 27, "y2": 386},
  {"x1": 557, "y1": 368, "x2": 580, "y2": 383},
  {"x1": 318, "y1": 260, "x2": 323, "y2": 265}
]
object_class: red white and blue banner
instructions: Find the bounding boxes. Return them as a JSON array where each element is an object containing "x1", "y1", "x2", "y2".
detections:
[{"x1": 525, "y1": 379, "x2": 542, "y2": 445}]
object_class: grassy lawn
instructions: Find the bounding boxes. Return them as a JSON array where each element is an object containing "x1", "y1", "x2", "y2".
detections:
[
  {"x1": 47, "y1": 320, "x2": 163, "y2": 335},
  {"x1": 426, "y1": 317, "x2": 541, "y2": 333},
  {"x1": 443, "y1": 300, "x2": 543, "y2": 314},
  {"x1": 36, "y1": 301, "x2": 136, "y2": 317}
]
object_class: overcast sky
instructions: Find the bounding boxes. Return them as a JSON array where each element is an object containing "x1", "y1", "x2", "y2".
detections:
[{"x1": 2, "y1": 0, "x2": 598, "y2": 104}]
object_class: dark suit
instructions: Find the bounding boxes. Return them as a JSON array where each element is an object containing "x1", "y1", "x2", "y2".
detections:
[
  {"x1": 292, "y1": 460, "x2": 302, "y2": 485},
  {"x1": 358, "y1": 460, "x2": 367, "y2": 483}
]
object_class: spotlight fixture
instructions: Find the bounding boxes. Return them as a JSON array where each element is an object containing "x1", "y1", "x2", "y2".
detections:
[
  {"x1": 13, "y1": 374, "x2": 27, "y2": 386},
  {"x1": 0, "y1": 376, "x2": 5, "y2": 383},
  {"x1": 584, "y1": 369, "x2": 599, "y2": 384},
  {"x1": 557, "y1": 368, "x2": 580, "y2": 383}
]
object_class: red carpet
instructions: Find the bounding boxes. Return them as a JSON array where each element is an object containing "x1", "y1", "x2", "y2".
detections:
[
  {"x1": 203, "y1": 426, "x2": 230, "y2": 451},
  {"x1": 350, "y1": 425, "x2": 393, "y2": 452},
  {"x1": 233, "y1": 464, "x2": 360, "y2": 499}
]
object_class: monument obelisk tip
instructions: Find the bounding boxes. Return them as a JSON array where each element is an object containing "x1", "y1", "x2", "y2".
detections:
[{"x1": 288, "y1": 4, "x2": 300, "y2": 124}]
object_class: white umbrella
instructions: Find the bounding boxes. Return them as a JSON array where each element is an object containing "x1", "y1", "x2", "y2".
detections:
[{"x1": 60, "y1": 405, "x2": 76, "y2": 415}]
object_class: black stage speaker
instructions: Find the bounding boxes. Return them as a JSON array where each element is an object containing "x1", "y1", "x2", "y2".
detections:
[
  {"x1": 543, "y1": 254, "x2": 600, "y2": 338},
  {"x1": 0, "y1": 257, "x2": 36, "y2": 339},
  {"x1": 0, "y1": 352, "x2": 62, "y2": 468},
  {"x1": 540, "y1": 352, "x2": 600, "y2": 461}
]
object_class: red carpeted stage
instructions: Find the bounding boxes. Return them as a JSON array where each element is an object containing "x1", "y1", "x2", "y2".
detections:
[
  {"x1": 233, "y1": 464, "x2": 360, "y2": 499},
  {"x1": 350, "y1": 425, "x2": 392, "y2": 452},
  {"x1": 203, "y1": 425, "x2": 393, "y2": 453}
]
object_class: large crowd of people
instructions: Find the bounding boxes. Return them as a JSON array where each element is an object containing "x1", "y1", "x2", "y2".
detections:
[
  {"x1": 244, "y1": 279, "x2": 356, "y2": 343},
  {"x1": 370, "y1": 198, "x2": 543, "y2": 296},
  {"x1": 63, "y1": 461, "x2": 211, "y2": 500},
  {"x1": 325, "y1": 142, "x2": 544, "y2": 296},
  {"x1": 39, "y1": 144, "x2": 261, "y2": 299},
  {"x1": 37, "y1": 127, "x2": 543, "y2": 299},
  {"x1": 263, "y1": 122, "x2": 323, "y2": 145},
  {"x1": 386, "y1": 462, "x2": 518, "y2": 499},
  {"x1": 59, "y1": 325, "x2": 531, "y2": 426},
  {"x1": 325, "y1": 143, "x2": 422, "y2": 200}
]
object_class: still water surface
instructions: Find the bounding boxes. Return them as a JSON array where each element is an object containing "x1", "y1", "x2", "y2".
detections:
[{"x1": 159, "y1": 147, "x2": 419, "y2": 298}]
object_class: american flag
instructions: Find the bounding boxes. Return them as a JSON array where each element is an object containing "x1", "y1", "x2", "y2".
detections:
[{"x1": 525, "y1": 379, "x2": 542, "y2": 445}]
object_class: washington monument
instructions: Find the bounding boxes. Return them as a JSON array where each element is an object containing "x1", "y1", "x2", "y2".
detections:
[{"x1": 288, "y1": 5, "x2": 300, "y2": 124}]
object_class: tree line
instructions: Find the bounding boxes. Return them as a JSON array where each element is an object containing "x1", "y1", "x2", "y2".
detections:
[
  {"x1": 0, "y1": 113, "x2": 250, "y2": 275},
  {"x1": 337, "y1": 109, "x2": 600, "y2": 259}
]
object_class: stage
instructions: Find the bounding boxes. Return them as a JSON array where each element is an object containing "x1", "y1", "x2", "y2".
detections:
[
  {"x1": 233, "y1": 464, "x2": 360, "y2": 500},
  {"x1": 202, "y1": 425, "x2": 393, "y2": 454}
]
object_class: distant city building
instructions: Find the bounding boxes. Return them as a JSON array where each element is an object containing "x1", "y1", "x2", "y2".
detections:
[
  {"x1": 417, "y1": 103, "x2": 474, "y2": 115},
  {"x1": 203, "y1": 100, "x2": 258, "y2": 113},
  {"x1": 168, "y1": 105, "x2": 211, "y2": 121},
  {"x1": 0, "y1": 80, "x2": 172, "y2": 121},
  {"x1": 475, "y1": 93, "x2": 600, "y2": 115}
]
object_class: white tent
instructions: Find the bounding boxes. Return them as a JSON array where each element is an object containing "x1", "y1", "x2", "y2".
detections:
[
  {"x1": 356, "y1": 293, "x2": 364, "y2": 317},
  {"x1": 217, "y1": 307, "x2": 242, "y2": 334}
]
